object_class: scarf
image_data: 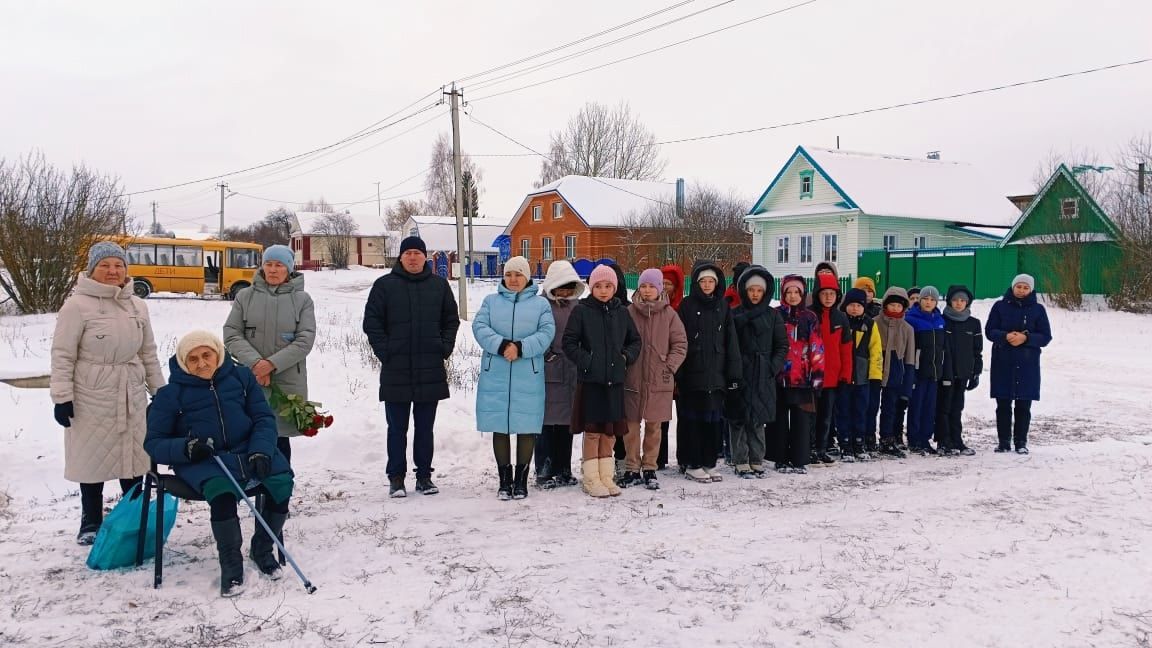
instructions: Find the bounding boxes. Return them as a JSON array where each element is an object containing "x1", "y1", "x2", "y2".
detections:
[
  {"x1": 943, "y1": 305, "x2": 971, "y2": 322},
  {"x1": 883, "y1": 309, "x2": 906, "y2": 319}
]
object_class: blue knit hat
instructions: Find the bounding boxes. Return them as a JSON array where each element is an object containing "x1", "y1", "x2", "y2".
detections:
[
  {"x1": 86, "y1": 242, "x2": 127, "y2": 275},
  {"x1": 263, "y1": 244, "x2": 294, "y2": 272}
]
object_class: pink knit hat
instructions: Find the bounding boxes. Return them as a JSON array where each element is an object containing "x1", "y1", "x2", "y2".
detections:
[{"x1": 588, "y1": 264, "x2": 618, "y2": 290}]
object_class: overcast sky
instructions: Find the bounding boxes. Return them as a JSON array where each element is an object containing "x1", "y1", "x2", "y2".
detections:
[{"x1": 2, "y1": 0, "x2": 1149, "y2": 233}]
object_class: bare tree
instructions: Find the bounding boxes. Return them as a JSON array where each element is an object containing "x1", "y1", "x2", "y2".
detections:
[
  {"x1": 300, "y1": 197, "x2": 335, "y2": 213},
  {"x1": 0, "y1": 151, "x2": 129, "y2": 313},
  {"x1": 222, "y1": 207, "x2": 294, "y2": 248},
  {"x1": 424, "y1": 132, "x2": 483, "y2": 216},
  {"x1": 310, "y1": 212, "x2": 357, "y2": 269},
  {"x1": 1106, "y1": 134, "x2": 1152, "y2": 311},
  {"x1": 538, "y1": 101, "x2": 667, "y2": 186},
  {"x1": 633, "y1": 182, "x2": 750, "y2": 272},
  {"x1": 384, "y1": 198, "x2": 426, "y2": 232},
  {"x1": 1032, "y1": 146, "x2": 1110, "y2": 200}
]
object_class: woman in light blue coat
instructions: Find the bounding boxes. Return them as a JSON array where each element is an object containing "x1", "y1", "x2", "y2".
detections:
[{"x1": 473, "y1": 256, "x2": 556, "y2": 501}]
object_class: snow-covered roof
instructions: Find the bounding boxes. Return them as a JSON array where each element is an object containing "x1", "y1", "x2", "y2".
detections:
[
  {"x1": 509, "y1": 176, "x2": 676, "y2": 230},
  {"x1": 291, "y1": 211, "x2": 388, "y2": 237},
  {"x1": 406, "y1": 216, "x2": 506, "y2": 253},
  {"x1": 167, "y1": 227, "x2": 218, "y2": 241},
  {"x1": 947, "y1": 225, "x2": 1008, "y2": 241},
  {"x1": 758, "y1": 146, "x2": 1021, "y2": 227}
]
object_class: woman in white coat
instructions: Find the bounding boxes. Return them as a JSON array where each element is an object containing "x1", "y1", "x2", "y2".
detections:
[{"x1": 50, "y1": 242, "x2": 166, "y2": 544}]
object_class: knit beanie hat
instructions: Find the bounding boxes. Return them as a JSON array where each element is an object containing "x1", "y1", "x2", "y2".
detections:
[
  {"x1": 817, "y1": 273, "x2": 840, "y2": 295},
  {"x1": 263, "y1": 244, "x2": 295, "y2": 272},
  {"x1": 781, "y1": 274, "x2": 807, "y2": 298},
  {"x1": 842, "y1": 288, "x2": 868, "y2": 309},
  {"x1": 399, "y1": 236, "x2": 427, "y2": 256},
  {"x1": 919, "y1": 285, "x2": 941, "y2": 301},
  {"x1": 853, "y1": 276, "x2": 877, "y2": 294},
  {"x1": 1012, "y1": 273, "x2": 1035, "y2": 291},
  {"x1": 907, "y1": 286, "x2": 921, "y2": 299},
  {"x1": 697, "y1": 268, "x2": 719, "y2": 283},
  {"x1": 504, "y1": 256, "x2": 531, "y2": 279},
  {"x1": 638, "y1": 268, "x2": 664, "y2": 289},
  {"x1": 589, "y1": 264, "x2": 618, "y2": 291},
  {"x1": 882, "y1": 286, "x2": 910, "y2": 309},
  {"x1": 176, "y1": 330, "x2": 226, "y2": 374},
  {"x1": 86, "y1": 242, "x2": 127, "y2": 275},
  {"x1": 743, "y1": 274, "x2": 768, "y2": 292},
  {"x1": 946, "y1": 284, "x2": 974, "y2": 304}
]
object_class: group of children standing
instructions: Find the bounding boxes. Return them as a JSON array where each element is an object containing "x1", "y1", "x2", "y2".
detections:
[{"x1": 476, "y1": 255, "x2": 1043, "y2": 500}]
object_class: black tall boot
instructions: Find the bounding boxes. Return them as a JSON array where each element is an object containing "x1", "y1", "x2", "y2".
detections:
[
  {"x1": 77, "y1": 486, "x2": 104, "y2": 545},
  {"x1": 512, "y1": 465, "x2": 530, "y2": 500},
  {"x1": 995, "y1": 400, "x2": 1013, "y2": 451},
  {"x1": 497, "y1": 465, "x2": 513, "y2": 501},
  {"x1": 211, "y1": 518, "x2": 245, "y2": 597},
  {"x1": 249, "y1": 511, "x2": 287, "y2": 580}
]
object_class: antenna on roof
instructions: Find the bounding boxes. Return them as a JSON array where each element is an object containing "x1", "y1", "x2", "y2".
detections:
[
  {"x1": 836, "y1": 136, "x2": 840, "y2": 150},
  {"x1": 927, "y1": 151, "x2": 941, "y2": 160}
]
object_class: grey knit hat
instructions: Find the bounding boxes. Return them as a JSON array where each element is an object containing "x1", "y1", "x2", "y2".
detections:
[
  {"x1": 918, "y1": 285, "x2": 941, "y2": 301},
  {"x1": 86, "y1": 242, "x2": 127, "y2": 275}
]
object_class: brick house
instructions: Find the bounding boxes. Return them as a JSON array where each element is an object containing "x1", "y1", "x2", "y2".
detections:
[
  {"x1": 288, "y1": 211, "x2": 395, "y2": 269},
  {"x1": 402, "y1": 215, "x2": 508, "y2": 279},
  {"x1": 503, "y1": 175, "x2": 681, "y2": 275}
]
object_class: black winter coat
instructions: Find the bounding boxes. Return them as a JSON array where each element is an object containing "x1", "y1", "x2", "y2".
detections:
[
  {"x1": 727, "y1": 266, "x2": 788, "y2": 426},
  {"x1": 942, "y1": 314, "x2": 983, "y2": 383},
  {"x1": 363, "y1": 264, "x2": 461, "y2": 402},
  {"x1": 677, "y1": 262, "x2": 742, "y2": 398},
  {"x1": 562, "y1": 296, "x2": 641, "y2": 385}
]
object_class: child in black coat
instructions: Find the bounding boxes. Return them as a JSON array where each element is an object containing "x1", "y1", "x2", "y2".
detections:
[{"x1": 936, "y1": 285, "x2": 983, "y2": 456}]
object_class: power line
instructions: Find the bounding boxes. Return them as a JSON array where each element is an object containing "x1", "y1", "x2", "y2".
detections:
[
  {"x1": 457, "y1": 0, "x2": 699, "y2": 83},
  {"x1": 653, "y1": 57, "x2": 1152, "y2": 146},
  {"x1": 470, "y1": 0, "x2": 818, "y2": 102},
  {"x1": 468, "y1": 0, "x2": 738, "y2": 93},
  {"x1": 234, "y1": 165, "x2": 434, "y2": 207}
]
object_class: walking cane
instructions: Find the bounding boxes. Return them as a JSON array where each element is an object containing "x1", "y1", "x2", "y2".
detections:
[{"x1": 212, "y1": 455, "x2": 317, "y2": 594}]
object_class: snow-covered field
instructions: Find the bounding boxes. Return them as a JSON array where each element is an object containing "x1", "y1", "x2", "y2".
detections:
[{"x1": 2, "y1": 268, "x2": 1151, "y2": 647}]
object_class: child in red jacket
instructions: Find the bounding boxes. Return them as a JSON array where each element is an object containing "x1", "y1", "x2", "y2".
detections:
[
  {"x1": 771, "y1": 275, "x2": 825, "y2": 474},
  {"x1": 810, "y1": 273, "x2": 853, "y2": 464}
]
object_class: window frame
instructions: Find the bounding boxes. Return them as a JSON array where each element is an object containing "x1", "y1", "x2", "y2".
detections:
[
  {"x1": 822, "y1": 233, "x2": 838, "y2": 263},
  {"x1": 799, "y1": 170, "x2": 814, "y2": 199},
  {"x1": 542, "y1": 236, "x2": 553, "y2": 261},
  {"x1": 882, "y1": 234, "x2": 898, "y2": 251},
  {"x1": 564, "y1": 234, "x2": 577, "y2": 259},
  {"x1": 127, "y1": 244, "x2": 155, "y2": 266},
  {"x1": 1061, "y1": 197, "x2": 1079, "y2": 219},
  {"x1": 799, "y1": 234, "x2": 813, "y2": 264},
  {"x1": 913, "y1": 234, "x2": 928, "y2": 250},
  {"x1": 552, "y1": 202, "x2": 563, "y2": 220},
  {"x1": 520, "y1": 238, "x2": 531, "y2": 260},
  {"x1": 532, "y1": 205, "x2": 542, "y2": 222},
  {"x1": 776, "y1": 236, "x2": 790, "y2": 264}
]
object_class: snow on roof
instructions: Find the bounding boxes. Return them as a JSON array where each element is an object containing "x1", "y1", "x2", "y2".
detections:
[
  {"x1": 409, "y1": 217, "x2": 507, "y2": 253},
  {"x1": 167, "y1": 227, "x2": 218, "y2": 241},
  {"x1": 949, "y1": 225, "x2": 1008, "y2": 240},
  {"x1": 803, "y1": 147, "x2": 1021, "y2": 227},
  {"x1": 292, "y1": 211, "x2": 388, "y2": 237},
  {"x1": 521, "y1": 176, "x2": 676, "y2": 228}
]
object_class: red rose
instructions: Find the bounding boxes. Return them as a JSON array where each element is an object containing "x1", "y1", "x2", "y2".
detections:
[
  {"x1": 302, "y1": 427, "x2": 318, "y2": 437},
  {"x1": 312, "y1": 414, "x2": 324, "y2": 426},
  {"x1": 324, "y1": 415, "x2": 334, "y2": 427}
]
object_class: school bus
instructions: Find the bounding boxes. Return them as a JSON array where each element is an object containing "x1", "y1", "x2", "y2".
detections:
[{"x1": 112, "y1": 236, "x2": 263, "y2": 299}]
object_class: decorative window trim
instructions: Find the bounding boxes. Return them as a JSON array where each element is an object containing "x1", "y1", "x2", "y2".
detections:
[
  {"x1": 776, "y1": 236, "x2": 790, "y2": 264},
  {"x1": 799, "y1": 170, "x2": 814, "y2": 200}
]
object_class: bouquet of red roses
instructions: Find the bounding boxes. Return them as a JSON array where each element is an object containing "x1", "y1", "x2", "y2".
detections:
[{"x1": 269, "y1": 383, "x2": 334, "y2": 437}]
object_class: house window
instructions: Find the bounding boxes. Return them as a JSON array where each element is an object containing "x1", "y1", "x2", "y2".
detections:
[
  {"x1": 883, "y1": 234, "x2": 898, "y2": 250},
  {"x1": 520, "y1": 238, "x2": 530, "y2": 260},
  {"x1": 799, "y1": 235, "x2": 813, "y2": 264},
  {"x1": 542, "y1": 237, "x2": 553, "y2": 261},
  {"x1": 799, "y1": 170, "x2": 814, "y2": 199},
  {"x1": 913, "y1": 235, "x2": 928, "y2": 249},
  {"x1": 552, "y1": 202, "x2": 563, "y2": 220},
  {"x1": 776, "y1": 236, "x2": 790, "y2": 264},
  {"x1": 532, "y1": 205, "x2": 542, "y2": 222},
  {"x1": 564, "y1": 234, "x2": 577, "y2": 259},
  {"x1": 823, "y1": 234, "x2": 838, "y2": 263},
  {"x1": 1061, "y1": 197, "x2": 1079, "y2": 219}
]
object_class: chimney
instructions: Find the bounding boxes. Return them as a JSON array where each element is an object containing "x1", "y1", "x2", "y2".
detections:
[{"x1": 675, "y1": 178, "x2": 685, "y2": 218}]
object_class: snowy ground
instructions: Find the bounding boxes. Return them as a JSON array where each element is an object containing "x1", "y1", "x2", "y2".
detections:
[{"x1": 1, "y1": 268, "x2": 1151, "y2": 647}]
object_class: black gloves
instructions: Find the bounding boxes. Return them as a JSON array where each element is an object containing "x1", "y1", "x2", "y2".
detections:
[
  {"x1": 249, "y1": 453, "x2": 271, "y2": 479},
  {"x1": 966, "y1": 375, "x2": 980, "y2": 391},
  {"x1": 185, "y1": 437, "x2": 215, "y2": 462},
  {"x1": 54, "y1": 402, "x2": 74, "y2": 428}
]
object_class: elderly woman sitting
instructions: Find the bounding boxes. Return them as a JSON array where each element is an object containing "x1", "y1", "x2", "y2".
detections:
[{"x1": 144, "y1": 331, "x2": 293, "y2": 597}]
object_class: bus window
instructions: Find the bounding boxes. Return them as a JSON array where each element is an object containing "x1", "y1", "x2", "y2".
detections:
[
  {"x1": 128, "y1": 244, "x2": 154, "y2": 265},
  {"x1": 175, "y1": 246, "x2": 202, "y2": 267},
  {"x1": 228, "y1": 248, "x2": 259, "y2": 269},
  {"x1": 156, "y1": 245, "x2": 175, "y2": 266}
]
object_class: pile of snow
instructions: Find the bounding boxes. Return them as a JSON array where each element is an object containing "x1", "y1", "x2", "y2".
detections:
[{"x1": 1, "y1": 269, "x2": 1150, "y2": 646}]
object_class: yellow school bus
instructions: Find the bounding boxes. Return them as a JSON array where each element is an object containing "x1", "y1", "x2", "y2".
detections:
[{"x1": 113, "y1": 236, "x2": 263, "y2": 299}]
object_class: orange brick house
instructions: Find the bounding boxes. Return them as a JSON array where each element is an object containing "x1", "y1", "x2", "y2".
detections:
[{"x1": 503, "y1": 176, "x2": 679, "y2": 275}]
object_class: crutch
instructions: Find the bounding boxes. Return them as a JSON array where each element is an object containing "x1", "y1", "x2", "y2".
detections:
[{"x1": 213, "y1": 455, "x2": 317, "y2": 594}]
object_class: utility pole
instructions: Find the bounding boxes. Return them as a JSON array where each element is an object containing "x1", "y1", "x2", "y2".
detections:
[
  {"x1": 151, "y1": 201, "x2": 157, "y2": 234},
  {"x1": 217, "y1": 182, "x2": 229, "y2": 239},
  {"x1": 465, "y1": 172, "x2": 476, "y2": 284},
  {"x1": 447, "y1": 83, "x2": 468, "y2": 319},
  {"x1": 375, "y1": 181, "x2": 382, "y2": 221}
]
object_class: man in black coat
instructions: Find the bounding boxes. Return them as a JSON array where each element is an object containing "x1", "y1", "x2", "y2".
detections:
[{"x1": 363, "y1": 236, "x2": 461, "y2": 497}]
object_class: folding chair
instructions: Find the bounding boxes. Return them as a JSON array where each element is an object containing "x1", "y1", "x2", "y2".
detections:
[{"x1": 134, "y1": 462, "x2": 284, "y2": 588}]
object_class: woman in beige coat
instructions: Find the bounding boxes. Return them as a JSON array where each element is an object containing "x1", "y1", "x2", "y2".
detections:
[{"x1": 50, "y1": 242, "x2": 165, "y2": 544}]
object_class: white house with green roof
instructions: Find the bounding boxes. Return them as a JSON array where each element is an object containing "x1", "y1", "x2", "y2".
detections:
[{"x1": 745, "y1": 146, "x2": 1020, "y2": 279}]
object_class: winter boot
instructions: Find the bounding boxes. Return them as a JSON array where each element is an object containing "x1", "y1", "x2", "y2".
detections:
[
  {"x1": 703, "y1": 466, "x2": 724, "y2": 482},
  {"x1": 642, "y1": 470, "x2": 660, "y2": 490},
  {"x1": 497, "y1": 465, "x2": 513, "y2": 501},
  {"x1": 840, "y1": 444, "x2": 856, "y2": 464},
  {"x1": 211, "y1": 518, "x2": 246, "y2": 598},
  {"x1": 77, "y1": 512, "x2": 102, "y2": 546},
  {"x1": 512, "y1": 465, "x2": 530, "y2": 500},
  {"x1": 581, "y1": 459, "x2": 610, "y2": 498},
  {"x1": 249, "y1": 510, "x2": 287, "y2": 580},
  {"x1": 415, "y1": 477, "x2": 439, "y2": 495},
  {"x1": 599, "y1": 458, "x2": 622, "y2": 496},
  {"x1": 388, "y1": 476, "x2": 407, "y2": 498},
  {"x1": 616, "y1": 471, "x2": 642, "y2": 488},
  {"x1": 750, "y1": 464, "x2": 767, "y2": 478},
  {"x1": 879, "y1": 439, "x2": 906, "y2": 459},
  {"x1": 685, "y1": 467, "x2": 710, "y2": 483},
  {"x1": 556, "y1": 469, "x2": 578, "y2": 487}
]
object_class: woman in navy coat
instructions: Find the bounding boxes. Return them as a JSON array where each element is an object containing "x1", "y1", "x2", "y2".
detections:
[
  {"x1": 145, "y1": 330, "x2": 293, "y2": 597},
  {"x1": 984, "y1": 274, "x2": 1052, "y2": 454}
]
